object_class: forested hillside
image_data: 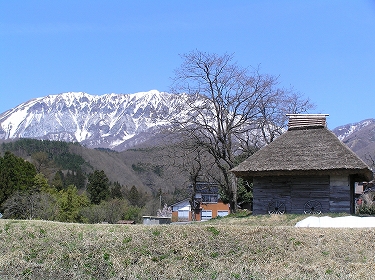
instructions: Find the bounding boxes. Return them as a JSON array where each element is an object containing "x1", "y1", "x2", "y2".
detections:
[{"x1": 0, "y1": 139, "x2": 192, "y2": 223}]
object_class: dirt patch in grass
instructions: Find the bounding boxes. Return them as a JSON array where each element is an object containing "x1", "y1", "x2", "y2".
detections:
[{"x1": 0, "y1": 215, "x2": 374, "y2": 279}]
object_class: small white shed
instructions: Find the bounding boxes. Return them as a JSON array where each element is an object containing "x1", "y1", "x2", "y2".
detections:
[{"x1": 171, "y1": 199, "x2": 191, "y2": 221}]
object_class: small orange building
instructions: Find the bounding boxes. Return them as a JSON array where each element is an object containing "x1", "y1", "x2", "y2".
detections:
[{"x1": 171, "y1": 182, "x2": 230, "y2": 222}]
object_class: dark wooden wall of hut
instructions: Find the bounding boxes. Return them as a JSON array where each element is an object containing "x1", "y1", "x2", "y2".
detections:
[
  {"x1": 329, "y1": 175, "x2": 351, "y2": 213},
  {"x1": 252, "y1": 175, "x2": 334, "y2": 215}
]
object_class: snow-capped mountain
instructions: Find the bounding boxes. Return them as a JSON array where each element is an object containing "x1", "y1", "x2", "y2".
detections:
[
  {"x1": 0, "y1": 90, "x2": 187, "y2": 151},
  {"x1": 333, "y1": 119, "x2": 375, "y2": 142},
  {"x1": 332, "y1": 118, "x2": 375, "y2": 164},
  {"x1": 1, "y1": 90, "x2": 374, "y2": 161}
]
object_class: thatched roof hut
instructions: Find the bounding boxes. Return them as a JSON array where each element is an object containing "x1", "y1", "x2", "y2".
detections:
[{"x1": 231, "y1": 114, "x2": 373, "y2": 214}]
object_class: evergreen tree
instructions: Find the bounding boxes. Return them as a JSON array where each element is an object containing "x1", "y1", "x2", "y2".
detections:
[
  {"x1": 0, "y1": 151, "x2": 37, "y2": 206},
  {"x1": 32, "y1": 173, "x2": 50, "y2": 193},
  {"x1": 87, "y1": 170, "x2": 110, "y2": 204},
  {"x1": 127, "y1": 185, "x2": 140, "y2": 207},
  {"x1": 75, "y1": 168, "x2": 86, "y2": 189},
  {"x1": 110, "y1": 182, "x2": 123, "y2": 199},
  {"x1": 65, "y1": 170, "x2": 75, "y2": 187},
  {"x1": 51, "y1": 170, "x2": 64, "y2": 191}
]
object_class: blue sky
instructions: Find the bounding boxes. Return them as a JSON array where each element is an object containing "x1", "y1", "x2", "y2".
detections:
[{"x1": 1, "y1": 0, "x2": 374, "y2": 129}]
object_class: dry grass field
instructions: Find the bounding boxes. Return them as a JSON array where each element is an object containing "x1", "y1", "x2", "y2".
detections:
[{"x1": 0, "y1": 213, "x2": 374, "y2": 280}]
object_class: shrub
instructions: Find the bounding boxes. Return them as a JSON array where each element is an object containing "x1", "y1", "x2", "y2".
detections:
[{"x1": 358, "y1": 192, "x2": 375, "y2": 215}]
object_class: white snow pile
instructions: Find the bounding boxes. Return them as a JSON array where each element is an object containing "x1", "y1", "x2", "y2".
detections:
[{"x1": 295, "y1": 216, "x2": 375, "y2": 228}]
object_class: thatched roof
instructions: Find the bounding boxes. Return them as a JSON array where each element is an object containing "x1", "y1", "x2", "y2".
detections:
[{"x1": 232, "y1": 127, "x2": 373, "y2": 181}]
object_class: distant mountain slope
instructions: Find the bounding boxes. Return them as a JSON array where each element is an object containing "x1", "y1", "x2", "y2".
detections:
[
  {"x1": 0, "y1": 138, "x2": 189, "y2": 196},
  {"x1": 332, "y1": 118, "x2": 375, "y2": 167},
  {"x1": 1, "y1": 91, "x2": 374, "y2": 169},
  {"x1": 0, "y1": 90, "x2": 185, "y2": 151}
]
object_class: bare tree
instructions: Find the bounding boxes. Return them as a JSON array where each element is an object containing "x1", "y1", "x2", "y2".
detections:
[
  {"x1": 172, "y1": 141, "x2": 218, "y2": 220},
  {"x1": 159, "y1": 136, "x2": 219, "y2": 219},
  {"x1": 255, "y1": 87, "x2": 315, "y2": 145},
  {"x1": 31, "y1": 151, "x2": 49, "y2": 173},
  {"x1": 171, "y1": 50, "x2": 314, "y2": 212}
]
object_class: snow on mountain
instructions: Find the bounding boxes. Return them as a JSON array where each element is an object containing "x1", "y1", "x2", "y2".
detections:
[
  {"x1": 0, "y1": 90, "x2": 186, "y2": 151},
  {"x1": 332, "y1": 118, "x2": 375, "y2": 165},
  {"x1": 333, "y1": 119, "x2": 375, "y2": 142},
  {"x1": 1, "y1": 90, "x2": 374, "y2": 160}
]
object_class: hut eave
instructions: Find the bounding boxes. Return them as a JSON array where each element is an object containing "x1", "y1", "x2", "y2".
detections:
[{"x1": 232, "y1": 168, "x2": 373, "y2": 182}]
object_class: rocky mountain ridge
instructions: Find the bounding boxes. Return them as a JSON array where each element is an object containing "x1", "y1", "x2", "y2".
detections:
[
  {"x1": 0, "y1": 91, "x2": 374, "y2": 167},
  {"x1": 332, "y1": 118, "x2": 375, "y2": 165},
  {"x1": 0, "y1": 90, "x2": 187, "y2": 151}
]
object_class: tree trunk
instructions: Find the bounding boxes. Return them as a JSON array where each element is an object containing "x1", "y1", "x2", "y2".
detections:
[{"x1": 229, "y1": 173, "x2": 238, "y2": 213}]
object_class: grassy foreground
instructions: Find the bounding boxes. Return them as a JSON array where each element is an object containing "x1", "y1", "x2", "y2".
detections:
[{"x1": 0, "y1": 214, "x2": 374, "y2": 280}]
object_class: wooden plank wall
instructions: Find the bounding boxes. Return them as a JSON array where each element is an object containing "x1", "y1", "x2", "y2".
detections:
[
  {"x1": 330, "y1": 175, "x2": 350, "y2": 213},
  {"x1": 253, "y1": 177, "x2": 291, "y2": 215},
  {"x1": 253, "y1": 175, "x2": 333, "y2": 215},
  {"x1": 291, "y1": 176, "x2": 330, "y2": 213}
]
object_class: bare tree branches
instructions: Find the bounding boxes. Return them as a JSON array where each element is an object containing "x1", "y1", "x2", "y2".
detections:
[{"x1": 170, "y1": 50, "x2": 314, "y2": 212}]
